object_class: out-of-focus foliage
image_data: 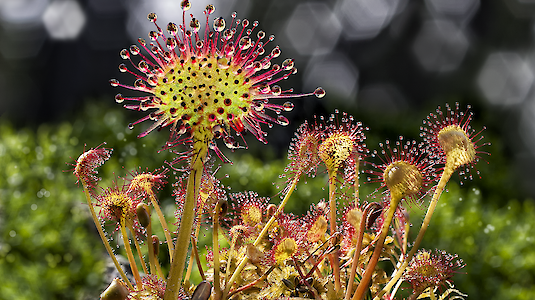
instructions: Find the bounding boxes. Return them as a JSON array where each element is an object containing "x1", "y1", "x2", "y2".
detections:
[
  {"x1": 414, "y1": 182, "x2": 535, "y2": 300},
  {"x1": 0, "y1": 101, "x2": 533, "y2": 299},
  {"x1": 0, "y1": 101, "x2": 174, "y2": 300}
]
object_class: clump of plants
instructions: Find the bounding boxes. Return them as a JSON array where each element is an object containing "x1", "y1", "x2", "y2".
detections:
[{"x1": 69, "y1": 2, "x2": 488, "y2": 300}]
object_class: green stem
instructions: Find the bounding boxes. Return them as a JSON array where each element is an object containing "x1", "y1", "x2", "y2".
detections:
[
  {"x1": 374, "y1": 167, "x2": 454, "y2": 300},
  {"x1": 222, "y1": 174, "x2": 300, "y2": 299},
  {"x1": 344, "y1": 203, "x2": 376, "y2": 300},
  {"x1": 191, "y1": 236, "x2": 205, "y2": 281},
  {"x1": 164, "y1": 138, "x2": 208, "y2": 300},
  {"x1": 327, "y1": 170, "x2": 341, "y2": 291},
  {"x1": 147, "y1": 222, "x2": 157, "y2": 277},
  {"x1": 147, "y1": 190, "x2": 174, "y2": 261},
  {"x1": 354, "y1": 156, "x2": 360, "y2": 206},
  {"x1": 213, "y1": 200, "x2": 225, "y2": 300},
  {"x1": 352, "y1": 194, "x2": 401, "y2": 300},
  {"x1": 80, "y1": 179, "x2": 134, "y2": 291},
  {"x1": 129, "y1": 225, "x2": 148, "y2": 275},
  {"x1": 120, "y1": 220, "x2": 142, "y2": 289}
]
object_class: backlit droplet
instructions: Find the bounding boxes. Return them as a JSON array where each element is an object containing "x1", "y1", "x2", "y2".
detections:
[
  {"x1": 167, "y1": 22, "x2": 178, "y2": 36},
  {"x1": 271, "y1": 85, "x2": 281, "y2": 96},
  {"x1": 213, "y1": 17, "x2": 225, "y2": 32},
  {"x1": 130, "y1": 45, "x2": 140, "y2": 55},
  {"x1": 190, "y1": 18, "x2": 200, "y2": 32},
  {"x1": 314, "y1": 87, "x2": 325, "y2": 98},
  {"x1": 283, "y1": 101, "x2": 294, "y2": 111},
  {"x1": 205, "y1": 4, "x2": 215, "y2": 15},
  {"x1": 115, "y1": 94, "x2": 124, "y2": 103},
  {"x1": 118, "y1": 64, "x2": 127, "y2": 72},
  {"x1": 239, "y1": 37, "x2": 252, "y2": 50},
  {"x1": 128, "y1": 123, "x2": 134, "y2": 130},
  {"x1": 277, "y1": 115, "x2": 289, "y2": 126},
  {"x1": 149, "y1": 30, "x2": 159, "y2": 41},
  {"x1": 282, "y1": 59, "x2": 294, "y2": 70},
  {"x1": 120, "y1": 49, "x2": 129, "y2": 59},
  {"x1": 257, "y1": 30, "x2": 265, "y2": 40},
  {"x1": 271, "y1": 46, "x2": 281, "y2": 58},
  {"x1": 110, "y1": 79, "x2": 119, "y2": 87},
  {"x1": 166, "y1": 37, "x2": 177, "y2": 50},
  {"x1": 147, "y1": 12, "x2": 157, "y2": 22},
  {"x1": 134, "y1": 79, "x2": 147, "y2": 89},
  {"x1": 253, "y1": 101, "x2": 265, "y2": 111},
  {"x1": 181, "y1": 0, "x2": 191, "y2": 11}
]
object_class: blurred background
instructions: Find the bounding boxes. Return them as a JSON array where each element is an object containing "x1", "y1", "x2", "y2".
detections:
[{"x1": 0, "y1": 0, "x2": 534, "y2": 299}]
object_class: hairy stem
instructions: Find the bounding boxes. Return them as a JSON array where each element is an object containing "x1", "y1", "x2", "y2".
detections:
[
  {"x1": 120, "y1": 220, "x2": 142, "y2": 289},
  {"x1": 191, "y1": 236, "x2": 206, "y2": 281},
  {"x1": 164, "y1": 137, "x2": 208, "y2": 300},
  {"x1": 327, "y1": 169, "x2": 341, "y2": 291},
  {"x1": 147, "y1": 190, "x2": 174, "y2": 261},
  {"x1": 354, "y1": 156, "x2": 360, "y2": 206},
  {"x1": 374, "y1": 167, "x2": 454, "y2": 300},
  {"x1": 80, "y1": 179, "x2": 134, "y2": 291},
  {"x1": 352, "y1": 194, "x2": 401, "y2": 300},
  {"x1": 147, "y1": 222, "x2": 157, "y2": 277},
  {"x1": 213, "y1": 200, "x2": 225, "y2": 300},
  {"x1": 129, "y1": 225, "x2": 148, "y2": 275},
  {"x1": 345, "y1": 203, "x2": 376, "y2": 300}
]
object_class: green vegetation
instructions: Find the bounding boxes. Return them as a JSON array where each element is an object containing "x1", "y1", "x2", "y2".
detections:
[{"x1": 0, "y1": 101, "x2": 533, "y2": 299}]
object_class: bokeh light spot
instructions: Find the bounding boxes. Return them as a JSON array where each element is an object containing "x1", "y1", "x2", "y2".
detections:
[{"x1": 42, "y1": 0, "x2": 86, "y2": 40}]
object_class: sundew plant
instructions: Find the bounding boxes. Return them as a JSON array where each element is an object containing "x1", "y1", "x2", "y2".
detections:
[{"x1": 69, "y1": 3, "x2": 489, "y2": 300}]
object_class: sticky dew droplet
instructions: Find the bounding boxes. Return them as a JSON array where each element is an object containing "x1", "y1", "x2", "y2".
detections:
[
  {"x1": 283, "y1": 101, "x2": 294, "y2": 111},
  {"x1": 147, "y1": 12, "x2": 157, "y2": 22},
  {"x1": 314, "y1": 87, "x2": 325, "y2": 98}
]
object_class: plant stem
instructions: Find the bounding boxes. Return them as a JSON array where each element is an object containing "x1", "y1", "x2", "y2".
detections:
[
  {"x1": 352, "y1": 194, "x2": 401, "y2": 300},
  {"x1": 80, "y1": 179, "x2": 134, "y2": 291},
  {"x1": 374, "y1": 167, "x2": 454, "y2": 300},
  {"x1": 120, "y1": 220, "x2": 142, "y2": 289},
  {"x1": 147, "y1": 190, "x2": 174, "y2": 261},
  {"x1": 344, "y1": 203, "x2": 376, "y2": 300},
  {"x1": 164, "y1": 137, "x2": 208, "y2": 300},
  {"x1": 147, "y1": 222, "x2": 157, "y2": 277},
  {"x1": 213, "y1": 200, "x2": 224, "y2": 300},
  {"x1": 223, "y1": 174, "x2": 300, "y2": 298},
  {"x1": 191, "y1": 236, "x2": 205, "y2": 281},
  {"x1": 129, "y1": 225, "x2": 148, "y2": 275},
  {"x1": 327, "y1": 169, "x2": 341, "y2": 291},
  {"x1": 183, "y1": 215, "x2": 203, "y2": 284},
  {"x1": 354, "y1": 156, "x2": 360, "y2": 206}
]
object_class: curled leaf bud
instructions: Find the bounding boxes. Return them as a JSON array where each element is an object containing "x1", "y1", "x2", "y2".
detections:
[
  {"x1": 100, "y1": 278, "x2": 129, "y2": 300},
  {"x1": 366, "y1": 202, "x2": 383, "y2": 229},
  {"x1": 152, "y1": 235, "x2": 160, "y2": 256},
  {"x1": 215, "y1": 198, "x2": 228, "y2": 217},
  {"x1": 136, "y1": 203, "x2": 151, "y2": 228},
  {"x1": 266, "y1": 204, "x2": 277, "y2": 219},
  {"x1": 191, "y1": 280, "x2": 212, "y2": 300}
]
